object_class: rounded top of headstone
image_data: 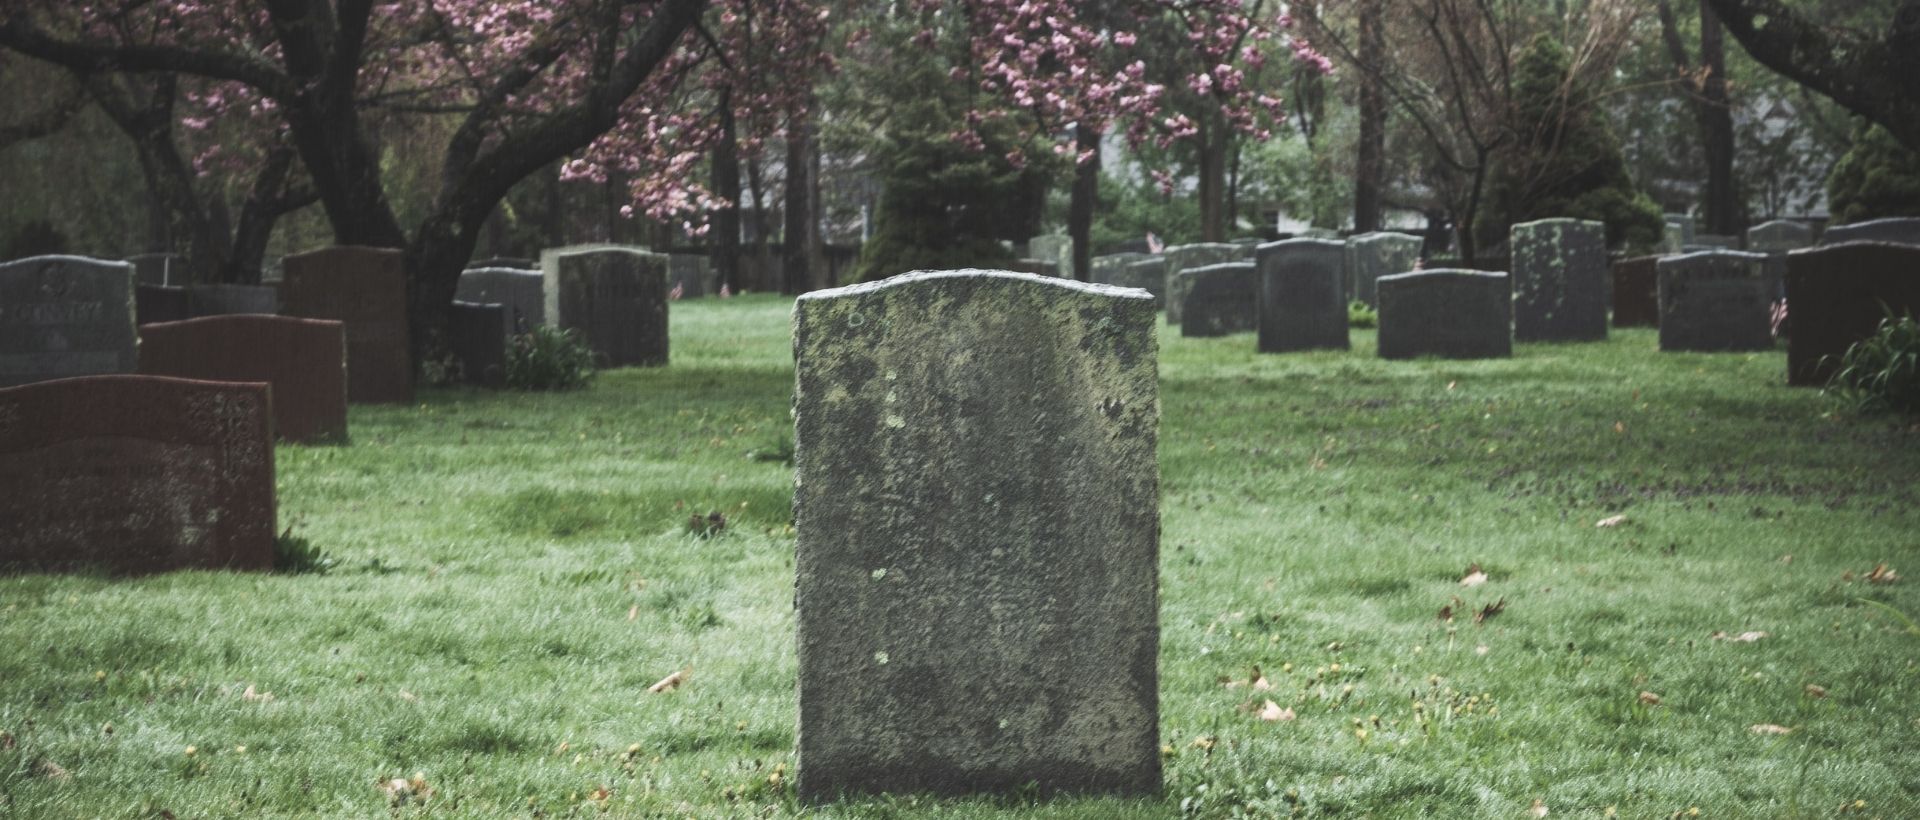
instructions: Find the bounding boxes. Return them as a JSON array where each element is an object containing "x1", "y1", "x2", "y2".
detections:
[
  {"x1": 464, "y1": 266, "x2": 543, "y2": 277},
  {"x1": 137, "y1": 313, "x2": 343, "y2": 333},
  {"x1": 1257, "y1": 237, "x2": 1344, "y2": 255},
  {"x1": 798, "y1": 268, "x2": 1155, "y2": 303},
  {"x1": 1513, "y1": 217, "x2": 1606, "y2": 230},
  {"x1": 1659, "y1": 249, "x2": 1769, "y2": 265},
  {"x1": 1787, "y1": 239, "x2": 1920, "y2": 259},
  {"x1": 1347, "y1": 231, "x2": 1421, "y2": 243},
  {"x1": 1178, "y1": 261, "x2": 1257, "y2": 277},
  {"x1": 1378, "y1": 268, "x2": 1508, "y2": 284},
  {"x1": 0, "y1": 254, "x2": 133, "y2": 273}
]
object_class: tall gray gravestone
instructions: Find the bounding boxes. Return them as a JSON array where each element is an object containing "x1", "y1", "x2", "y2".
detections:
[
  {"x1": 792, "y1": 269, "x2": 1160, "y2": 802},
  {"x1": 1256, "y1": 239, "x2": 1349, "y2": 352},
  {"x1": 1027, "y1": 234, "x2": 1073, "y2": 276},
  {"x1": 0, "y1": 255, "x2": 138, "y2": 387},
  {"x1": 1344, "y1": 232, "x2": 1422, "y2": 306},
  {"x1": 542, "y1": 244, "x2": 669, "y2": 367},
  {"x1": 1662, "y1": 214, "x2": 1695, "y2": 254},
  {"x1": 1746, "y1": 220, "x2": 1811, "y2": 301},
  {"x1": 280, "y1": 246, "x2": 413, "y2": 404},
  {"x1": 1657, "y1": 251, "x2": 1774, "y2": 352},
  {"x1": 1510, "y1": 219, "x2": 1608, "y2": 343},
  {"x1": 1164, "y1": 243, "x2": 1249, "y2": 325},
  {"x1": 457, "y1": 267, "x2": 545, "y2": 333},
  {"x1": 1179, "y1": 262, "x2": 1259, "y2": 338},
  {"x1": 1822, "y1": 217, "x2": 1920, "y2": 247},
  {"x1": 1113, "y1": 256, "x2": 1169, "y2": 309},
  {"x1": 1376, "y1": 270, "x2": 1512, "y2": 360}
]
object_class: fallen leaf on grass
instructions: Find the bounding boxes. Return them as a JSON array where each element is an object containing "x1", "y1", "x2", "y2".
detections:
[
  {"x1": 1750, "y1": 724, "x2": 1793, "y2": 735},
  {"x1": 1710, "y1": 631, "x2": 1769, "y2": 643},
  {"x1": 241, "y1": 684, "x2": 274, "y2": 703},
  {"x1": 627, "y1": 605, "x2": 639, "y2": 621},
  {"x1": 1638, "y1": 691, "x2": 1663, "y2": 706},
  {"x1": 1474, "y1": 598, "x2": 1506, "y2": 624},
  {"x1": 1595, "y1": 515, "x2": 1628, "y2": 528},
  {"x1": 1459, "y1": 564, "x2": 1488, "y2": 587},
  {"x1": 648, "y1": 667, "x2": 691, "y2": 694},
  {"x1": 397, "y1": 690, "x2": 418, "y2": 703},
  {"x1": 37, "y1": 759, "x2": 71, "y2": 781},
  {"x1": 1866, "y1": 564, "x2": 1900, "y2": 584},
  {"x1": 1531, "y1": 798, "x2": 1550, "y2": 817},
  {"x1": 1190, "y1": 735, "x2": 1216, "y2": 752},
  {"x1": 1804, "y1": 684, "x2": 1828, "y2": 699},
  {"x1": 2, "y1": 731, "x2": 13, "y2": 750},
  {"x1": 1257, "y1": 699, "x2": 1295, "y2": 722}
]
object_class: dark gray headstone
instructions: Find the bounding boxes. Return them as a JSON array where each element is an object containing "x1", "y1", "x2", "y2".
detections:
[
  {"x1": 1090, "y1": 252, "x2": 1149, "y2": 287},
  {"x1": 1786, "y1": 242, "x2": 1920, "y2": 386},
  {"x1": 1004, "y1": 258, "x2": 1060, "y2": 278},
  {"x1": 1656, "y1": 251, "x2": 1774, "y2": 352},
  {"x1": 1113, "y1": 256, "x2": 1169, "y2": 308},
  {"x1": 1256, "y1": 239, "x2": 1349, "y2": 352},
  {"x1": 456, "y1": 267, "x2": 545, "y2": 333},
  {"x1": 0, "y1": 255, "x2": 138, "y2": 387},
  {"x1": 1611, "y1": 256, "x2": 1660, "y2": 328},
  {"x1": 280, "y1": 246, "x2": 413, "y2": 404},
  {"x1": 186, "y1": 284, "x2": 279, "y2": 317},
  {"x1": 448, "y1": 301, "x2": 509, "y2": 388},
  {"x1": 1165, "y1": 243, "x2": 1251, "y2": 325},
  {"x1": 1746, "y1": 220, "x2": 1814, "y2": 253},
  {"x1": 669, "y1": 253, "x2": 711, "y2": 298},
  {"x1": 127, "y1": 253, "x2": 183, "y2": 286},
  {"x1": 1822, "y1": 217, "x2": 1920, "y2": 247},
  {"x1": 542, "y1": 244, "x2": 668, "y2": 368},
  {"x1": 1344, "y1": 232, "x2": 1422, "y2": 306},
  {"x1": 1684, "y1": 233, "x2": 1742, "y2": 252},
  {"x1": 1377, "y1": 270, "x2": 1512, "y2": 359},
  {"x1": 1179, "y1": 262, "x2": 1259, "y2": 338},
  {"x1": 792, "y1": 269, "x2": 1160, "y2": 801},
  {"x1": 1510, "y1": 219, "x2": 1608, "y2": 343},
  {"x1": 136, "y1": 284, "x2": 192, "y2": 325}
]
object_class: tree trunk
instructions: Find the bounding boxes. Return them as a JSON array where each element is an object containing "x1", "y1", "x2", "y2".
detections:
[
  {"x1": 1353, "y1": 0, "x2": 1387, "y2": 234},
  {"x1": 1698, "y1": 3, "x2": 1742, "y2": 235},
  {"x1": 1068, "y1": 123, "x2": 1100, "y2": 282},
  {"x1": 1197, "y1": 113, "x2": 1228, "y2": 241},
  {"x1": 710, "y1": 90, "x2": 742, "y2": 290},
  {"x1": 782, "y1": 121, "x2": 814, "y2": 295}
]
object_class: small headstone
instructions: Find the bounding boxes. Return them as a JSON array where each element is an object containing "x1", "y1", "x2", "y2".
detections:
[
  {"x1": 1027, "y1": 234, "x2": 1072, "y2": 275},
  {"x1": 1663, "y1": 214, "x2": 1695, "y2": 254},
  {"x1": 448, "y1": 301, "x2": 510, "y2": 389},
  {"x1": 467, "y1": 256, "x2": 536, "y2": 270},
  {"x1": 456, "y1": 267, "x2": 545, "y2": 333},
  {"x1": 1785, "y1": 242, "x2": 1920, "y2": 386},
  {"x1": 127, "y1": 253, "x2": 183, "y2": 286},
  {"x1": 1684, "y1": 233, "x2": 1742, "y2": 252},
  {"x1": 187, "y1": 283, "x2": 279, "y2": 317},
  {"x1": 0, "y1": 374, "x2": 275, "y2": 573},
  {"x1": 1344, "y1": 232, "x2": 1423, "y2": 306},
  {"x1": 1165, "y1": 243, "x2": 1251, "y2": 325},
  {"x1": 669, "y1": 253, "x2": 711, "y2": 298},
  {"x1": 1113, "y1": 256, "x2": 1169, "y2": 308},
  {"x1": 1746, "y1": 220, "x2": 1814, "y2": 253},
  {"x1": 137, "y1": 314, "x2": 348, "y2": 443},
  {"x1": 0, "y1": 255, "x2": 138, "y2": 388},
  {"x1": 1822, "y1": 217, "x2": 1920, "y2": 247},
  {"x1": 1610, "y1": 256, "x2": 1661, "y2": 328},
  {"x1": 542, "y1": 244, "x2": 669, "y2": 367},
  {"x1": 136, "y1": 284, "x2": 192, "y2": 325},
  {"x1": 1256, "y1": 239, "x2": 1349, "y2": 352},
  {"x1": 1179, "y1": 262, "x2": 1259, "y2": 338},
  {"x1": 280, "y1": 246, "x2": 413, "y2": 404},
  {"x1": 1376, "y1": 270, "x2": 1512, "y2": 359},
  {"x1": 792, "y1": 269, "x2": 1160, "y2": 801},
  {"x1": 1090, "y1": 252, "x2": 1149, "y2": 287},
  {"x1": 1510, "y1": 219, "x2": 1608, "y2": 343},
  {"x1": 1004, "y1": 258, "x2": 1060, "y2": 278},
  {"x1": 1657, "y1": 251, "x2": 1774, "y2": 352}
]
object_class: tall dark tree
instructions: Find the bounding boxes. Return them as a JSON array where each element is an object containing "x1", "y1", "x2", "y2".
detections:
[
  {"x1": 1657, "y1": 0, "x2": 1743, "y2": 234},
  {"x1": 1705, "y1": 0, "x2": 1920, "y2": 153}
]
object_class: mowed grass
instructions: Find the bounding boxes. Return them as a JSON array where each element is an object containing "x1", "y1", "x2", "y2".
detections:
[{"x1": 4, "y1": 293, "x2": 1918, "y2": 818}]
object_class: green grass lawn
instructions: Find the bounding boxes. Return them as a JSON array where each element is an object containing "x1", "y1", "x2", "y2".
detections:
[{"x1": 4, "y1": 293, "x2": 1918, "y2": 818}]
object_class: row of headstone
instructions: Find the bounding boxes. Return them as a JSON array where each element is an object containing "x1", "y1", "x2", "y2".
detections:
[{"x1": 1164, "y1": 243, "x2": 1249, "y2": 325}]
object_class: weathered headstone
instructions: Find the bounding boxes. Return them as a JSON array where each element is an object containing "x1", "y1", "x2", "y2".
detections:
[
  {"x1": 1377, "y1": 270, "x2": 1512, "y2": 359},
  {"x1": 1256, "y1": 239, "x2": 1349, "y2": 352},
  {"x1": 1785, "y1": 242, "x2": 1920, "y2": 386},
  {"x1": 127, "y1": 253, "x2": 183, "y2": 286},
  {"x1": 280, "y1": 246, "x2": 413, "y2": 404},
  {"x1": 1090, "y1": 252, "x2": 1149, "y2": 287},
  {"x1": 1027, "y1": 234, "x2": 1072, "y2": 276},
  {"x1": 1165, "y1": 243, "x2": 1250, "y2": 325},
  {"x1": 0, "y1": 255, "x2": 138, "y2": 388},
  {"x1": 1656, "y1": 251, "x2": 1774, "y2": 352},
  {"x1": 1113, "y1": 256, "x2": 1169, "y2": 309},
  {"x1": 467, "y1": 256, "x2": 536, "y2": 271},
  {"x1": 1004, "y1": 258, "x2": 1060, "y2": 278},
  {"x1": 1746, "y1": 220, "x2": 1814, "y2": 253},
  {"x1": 1179, "y1": 262, "x2": 1259, "y2": 338},
  {"x1": 448, "y1": 301, "x2": 510, "y2": 389},
  {"x1": 792, "y1": 269, "x2": 1160, "y2": 801},
  {"x1": 1610, "y1": 256, "x2": 1661, "y2": 328},
  {"x1": 1822, "y1": 217, "x2": 1920, "y2": 247},
  {"x1": 1344, "y1": 232, "x2": 1423, "y2": 306},
  {"x1": 137, "y1": 315, "x2": 348, "y2": 443},
  {"x1": 136, "y1": 284, "x2": 192, "y2": 325},
  {"x1": 0, "y1": 374, "x2": 275, "y2": 573},
  {"x1": 1510, "y1": 219, "x2": 1608, "y2": 343},
  {"x1": 1662, "y1": 213, "x2": 1695, "y2": 254},
  {"x1": 542, "y1": 244, "x2": 669, "y2": 367},
  {"x1": 456, "y1": 267, "x2": 545, "y2": 333},
  {"x1": 1684, "y1": 233, "x2": 1742, "y2": 252},
  {"x1": 187, "y1": 283, "x2": 279, "y2": 317},
  {"x1": 669, "y1": 253, "x2": 711, "y2": 298}
]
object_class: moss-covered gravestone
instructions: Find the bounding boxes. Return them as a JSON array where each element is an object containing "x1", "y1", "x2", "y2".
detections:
[
  {"x1": 1256, "y1": 238, "x2": 1349, "y2": 352},
  {"x1": 792, "y1": 269, "x2": 1161, "y2": 802},
  {"x1": 1343, "y1": 232, "x2": 1423, "y2": 307},
  {"x1": 1657, "y1": 251, "x2": 1774, "y2": 352},
  {"x1": 1510, "y1": 218, "x2": 1608, "y2": 343}
]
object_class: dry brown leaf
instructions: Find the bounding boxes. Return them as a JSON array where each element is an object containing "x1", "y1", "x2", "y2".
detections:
[
  {"x1": 1595, "y1": 515, "x2": 1628, "y2": 528},
  {"x1": 397, "y1": 689, "x2": 418, "y2": 703},
  {"x1": 1474, "y1": 598, "x2": 1506, "y2": 624},
  {"x1": 1531, "y1": 797, "x2": 1551, "y2": 817},
  {"x1": 1750, "y1": 724, "x2": 1793, "y2": 735},
  {"x1": 647, "y1": 667, "x2": 691, "y2": 694},
  {"x1": 1257, "y1": 700, "x2": 1294, "y2": 722},
  {"x1": 1710, "y1": 631, "x2": 1769, "y2": 643},
  {"x1": 1866, "y1": 563, "x2": 1900, "y2": 584},
  {"x1": 1613, "y1": 420, "x2": 1627, "y2": 435},
  {"x1": 1638, "y1": 691, "x2": 1663, "y2": 707},
  {"x1": 1251, "y1": 666, "x2": 1273, "y2": 691},
  {"x1": 241, "y1": 684, "x2": 274, "y2": 703},
  {"x1": 37, "y1": 759, "x2": 71, "y2": 781},
  {"x1": 1460, "y1": 564, "x2": 1489, "y2": 587},
  {"x1": 2, "y1": 731, "x2": 14, "y2": 750},
  {"x1": 1804, "y1": 684, "x2": 1828, "y2": 699},
  {"x1": 1190, "y1": 735, "x2": 1216, "y2": 752}
]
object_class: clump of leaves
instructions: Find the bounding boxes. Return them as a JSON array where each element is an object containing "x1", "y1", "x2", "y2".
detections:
[
  {"x1": 1825, "y1": 309, "x2": 1920, "y2": 416},
  {"x1": 1348, "y1": 300, "x2": 1378, "y2": 329},
  {"x1": 506, "y1": 326, "x2": 597, "y2": 391},
  {"x1": 686, "y1": 511, "x2": 727, "y2": 538},
  {"x1": 273, "y1": 526, "x2": 334, "y2": 574}
]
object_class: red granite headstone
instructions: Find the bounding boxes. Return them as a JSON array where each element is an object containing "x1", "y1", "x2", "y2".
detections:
[
  {"x1": 1786, "y1": 242, "x2": 1920, "y2": 386},
  {"x1": 280, "y1": 246, "x2": 413, "y2": 403},
  {"x1": 1611, "y1": 255, "x2": 1660, "y2": 328},
  {"x1": 138, "y1": 315, "x2": 348, "y2": 442},
  {"x1": 0, "y1": 375, "x2": 276, "y2": 573}
]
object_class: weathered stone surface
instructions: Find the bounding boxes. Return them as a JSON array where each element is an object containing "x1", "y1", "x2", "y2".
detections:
[
  {"x1": 137, "y1": 314, "x2": 348, "y2": 443},
  {"x1": 1611, "y1": 256, "x2": 1661, "y2": 328},
  {"x1": 456, "y1": 267, "x2": 545, "y2": 333},
  {"x1": 448, "y1": 301, "x2": 509, "y2": 388},
  {"x1": 1343, "y1": 232, "x2": 1423, "y2": 306},
  {"x1": 1027, "y1": 234, "x2": 1072, "y2": 274},
  {"x1": 1179, "y1": 262, "x2": 1259, "y2": 338},
  {"x1": 1004, "y1": 258, "x2": 1061, "y2": 278},
  {"x1": 136, "y1": 284, "x2": 192, "y2": 325},
  {"x1": 1747, "y1": 220, "x2": 1814, "y2": 252},
  {"x1": 279, "y1": 246, "x2": 413, "y2": 404},
  {"x1": 1684, "y1": 233, "x2": 1742, "y2": 252},
  {"x1": 1090, "y1": 252, "x2": 1149, "y2": 287},
  {"x1": 669, "y1": 253, "x2": 712, "y2": 297},
  {"x1": 0, "y1": 255, "x2": 138, "y2": 388},
  {"x1": 187, "y1": 284, "x2": 279, "y2": 316},
  {"x1": 127, "y1": 253, "x2": 183, "y2": 286},
  {"x1": 1165, "y1": 243, "x2": 1250, "y2": 325},
  {"x1": 1822, "y1": 217, "x2": 1920, "y2": 247},
  {"x1": 1657, "y1": 251, "x2": 1774, "y2": 352},
  {"x1": 1510, "y1": 219, "x2": 1608, "y2": 343},
  {"x1": 1785, "y1": 242, "x2": 1920, "y2": 386},
  {"x1": 792, "y1": 269, "x2": 1160, "y2": 801},
  {"x1": 542, "y1": 244, "x2": 669, "y2": 367},
  {"x1": 0, "y1": 374, "x2": 275, "y2": 573},
  {"x1": 1376, "y1": 270, "x2": 1512, "y2": 359},
  {"x1": 1113, "y1": 256, "x2": 1168, "y2": 308},
  {"x1": 1256, "y1": 239, "x2": 1349, "y2": 352}
]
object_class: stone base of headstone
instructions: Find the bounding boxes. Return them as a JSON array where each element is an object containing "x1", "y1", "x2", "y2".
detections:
[
  {"x1": 138, "y1": 315, "x2": 349, "y2": 443},
  {"x1": 1377, "y1": 270, "x2": 1512, "y2": 360},
  {"x1": 1786, "y1": 242, "x2": 1920, "y2": 386}
]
